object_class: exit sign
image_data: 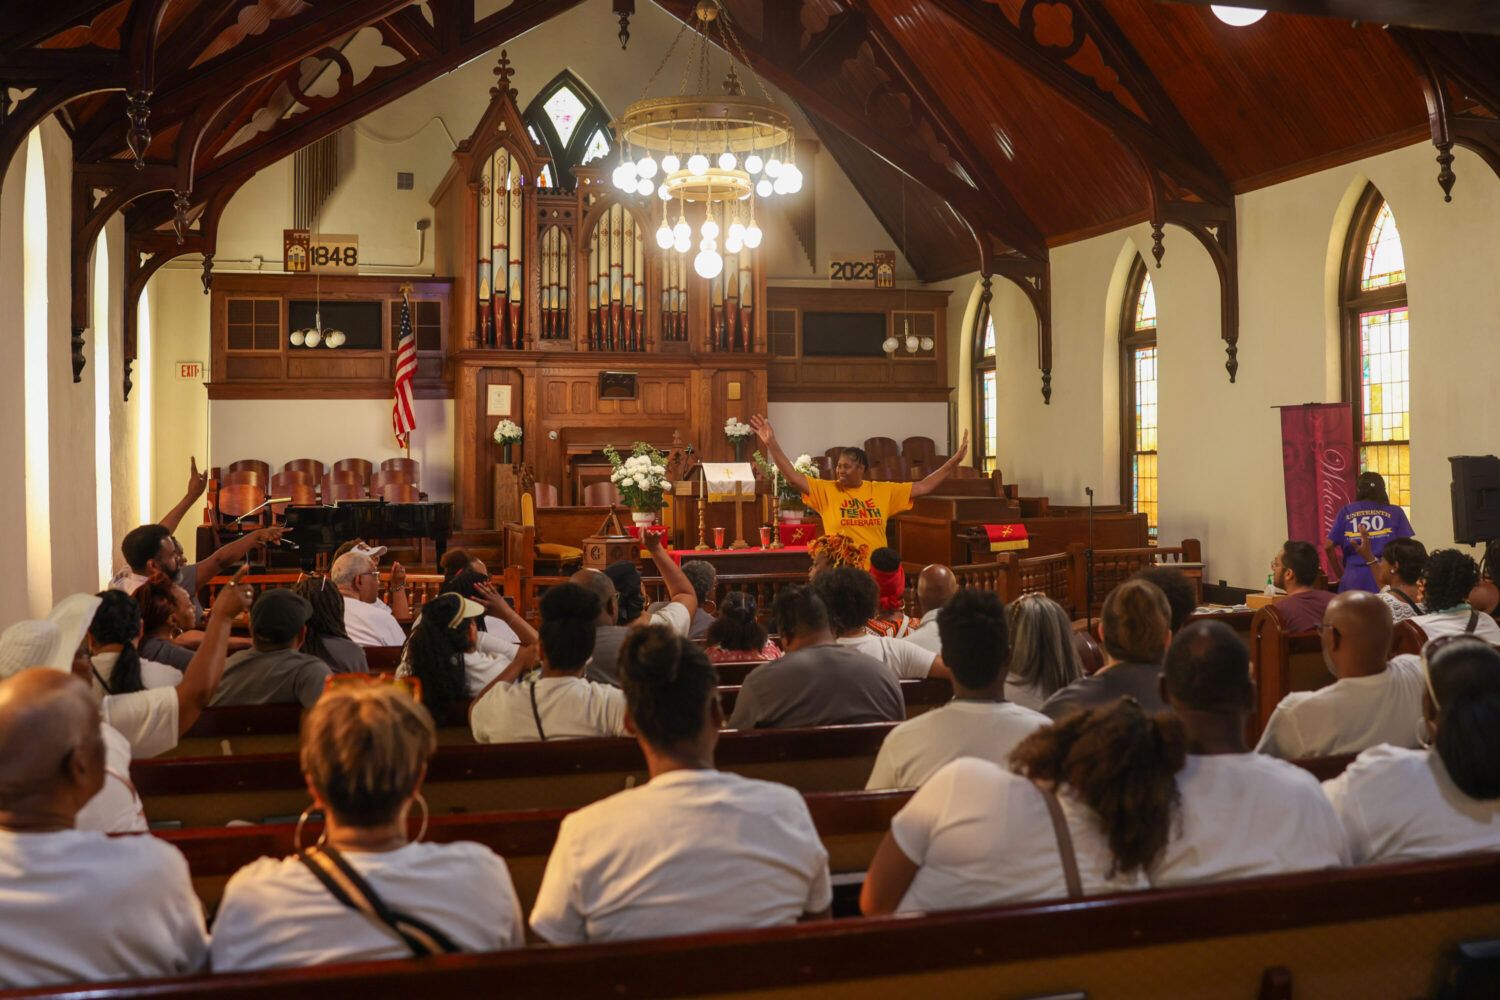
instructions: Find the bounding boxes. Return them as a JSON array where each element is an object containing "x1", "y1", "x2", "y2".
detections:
[{"x1": 176, "y1": 361, "x2": 204, "y2": 381}]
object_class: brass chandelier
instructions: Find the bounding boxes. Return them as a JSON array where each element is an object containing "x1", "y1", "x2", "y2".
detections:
[{"x1": 610, "y1": 0, "x2": 802, "y2": 278}]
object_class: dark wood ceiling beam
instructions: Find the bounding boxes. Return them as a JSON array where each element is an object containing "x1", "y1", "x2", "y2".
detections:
[
  {"x1": 926, "y1": 0, "x2": 1229, "y2": 202},
  {"x1": 792, "y1": 9, "x2": 867, "y2": 77},
  {"x1": 0, "y1": 0, "x2": 120, "y2": 53},
  {"x1": 1161, "y1": 1, "x2": 1500, "y2": 35},
  {"x1": 1388, "y1": 28, "x2": 1500, "y2": 201}
]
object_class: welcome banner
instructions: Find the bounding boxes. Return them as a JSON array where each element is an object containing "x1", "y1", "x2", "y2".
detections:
[{"x1": 1278, "y1": 404, "x2": 1358, "y2": 578}]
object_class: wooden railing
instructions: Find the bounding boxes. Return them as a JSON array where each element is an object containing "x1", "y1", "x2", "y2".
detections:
[{"x1": 201, "y1": 572, "x2": 448, "y2": 621}]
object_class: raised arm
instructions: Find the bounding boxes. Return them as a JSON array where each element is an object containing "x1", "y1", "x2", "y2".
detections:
[
  {"x1": 474, "y1": 579, "x2": 539, "y2": 648},
  {"x1": 174, "y1": 565, "x2": 252, "y2": 734},
  {"x1": 159, "y1": 458, "x2": 208, "y2": 533},
  {"x1": 910, "y1": 430, "x2": 971, "y2": 498},
  {"x1": 643, "y1": 530, "x2": 697, "y2": 620},
  {"x1": 749, "y1": 414, "x2": 810, "y2": 496},
  {"x1": 194, "y1": 525, "x2": 284, "y2": 582},
  {"x1": 385, "y1": 561, "x2": 411, "y2": 619}
]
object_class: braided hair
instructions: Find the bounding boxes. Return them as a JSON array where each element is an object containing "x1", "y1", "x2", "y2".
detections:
[
  {"x1": 293, "y1": 576, "x2": 352, "y2": 663},
  {"x1": 809, "y1": 533, "x2": 868, "y2": 571},
  {"x1": 403, "y1": 593, "x2": 473, "y2": 721},
  {"x1": 620, "y1": 626, "x2": 718, "y2": 749},
  {"x1": 89, "y1": 590, "x2": 145, "y2": 694}
]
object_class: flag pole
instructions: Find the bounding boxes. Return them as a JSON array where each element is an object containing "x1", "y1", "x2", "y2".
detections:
[{"x1": 400, "y1": 282, "x2": 414, "y2": 460}]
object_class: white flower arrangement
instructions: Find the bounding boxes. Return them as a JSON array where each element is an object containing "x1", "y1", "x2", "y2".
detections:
[
  {"x1": 753, "y1": 450, "x2": 819, "y2": 504},
  {"x1": 792, "y1": 454, "x2": 820, "y2": 479},
  {"x1": 492, "y1": 419, "x2": 523, "y2": 444},
  {"x1": 724, "y1": 417, "x2": 753, "y2": 440},
  {"x1": 604, "y1": 442, "x2": 671, "y2": 511}
]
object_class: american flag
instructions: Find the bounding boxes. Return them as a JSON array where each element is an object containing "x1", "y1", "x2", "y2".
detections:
[{"x1": 392, "y1": 286, "x2": 417, "y2": 448}]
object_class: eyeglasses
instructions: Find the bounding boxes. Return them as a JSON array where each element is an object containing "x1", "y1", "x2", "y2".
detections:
[{"x1": 1418, "y1": 635, "x2": 1489, "y2": 712}]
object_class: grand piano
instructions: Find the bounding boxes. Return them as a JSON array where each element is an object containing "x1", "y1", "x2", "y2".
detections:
[{"x1": 282, "y1": 500, "x2": 454, "y2": 569}]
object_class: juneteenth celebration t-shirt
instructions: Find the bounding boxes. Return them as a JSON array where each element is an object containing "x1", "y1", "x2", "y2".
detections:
[{"x1": 802, "y1": 479, "x2": 914, "y2": 564}]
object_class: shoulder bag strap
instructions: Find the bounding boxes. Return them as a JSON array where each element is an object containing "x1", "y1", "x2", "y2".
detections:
[
  {"x1": 1391, "y1": 589, "x2": 1420, "y2": 610},
  {"x1": 90, "y1": 666, "x2": 115, "y2": 696},
  {"x1": 1467, "y1": 608, "x2": 1480, "y2": 634},
  {"x1": 1032, "y1": 780, "x2": 1083, "y2": 899},
  {"x1": 297, "y1": 846, "x2": 461, "y2": 957},
  {"x1": 528, "y1": 678, "x2": 548, "y2": 742}
]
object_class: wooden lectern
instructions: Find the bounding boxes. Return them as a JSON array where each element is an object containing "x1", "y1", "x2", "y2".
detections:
[{"x1": 581, "y1": 509, "x2": 637, "y2": 570}]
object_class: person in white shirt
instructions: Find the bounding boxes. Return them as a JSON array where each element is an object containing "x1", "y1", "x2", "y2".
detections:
[
  {"x1": 1323, "y1": 637, "x2": 1500, "y2": 864},
  {"x1": 0, "y1": 669, "x2": 207, "y2": 988},
  {"x1": 439, "y1": 568, "x2": 538, "y2": 690},
  {"x1": 333, "y1": 550, "x2": 410, "y2": 648},
  {"x1": 403, "y1": 593, "x2": 538, "y2": 725},
  {"x1": 530, "y1": 626, "x2": 831, "y2": 944},
  {"x1": 1413, "y1": 549, "x2": 1500, "y2": 643},
  {"x1": 815, "y1": 566, "x2": 949, "y2": 680},
  {"x1": 1004, "y1": 594, "x2": 1084, "y2": 711},
  {"x1": 86, "y1": 590, "x2": 183, "y2": 694},
  {"x1": 1150, "y1": 621, "x2": 1348, "y2": 888},
  {"x1": 868, "y1": 588, "x2": 1049, "y2": 789},
  {"x1": 861, "y1": 696, "x2": 1182, "y2": 916},
  {"x1": 1256, "y1": 590, "x2": 1426, "y2": 759},
  {"x1": 211, "y1": 683, "x2": 523, "y2": 970},
  {"x1": 0, "y1": 623, "x2": 146, "y2": 834},
  {"x1": 902, "y1": 564, "x2": 957, "y2": 655},
  {"x1": 578, "y1": 530, "x2": 700, "y2": 686},
  {"x1": 471, "y1": 583, "x2": 627, "y2": 743}
]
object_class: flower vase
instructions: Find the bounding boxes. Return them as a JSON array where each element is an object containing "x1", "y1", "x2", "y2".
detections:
[
  {"x1": 631, "y1": 511, "x2": 657, "y2": 529},
  {"x1": 732, "y1": 439, "x2": 745, "y2": 462},
  {"x1": 501, "y1": 442, "x2": 513, "y2": 464}
]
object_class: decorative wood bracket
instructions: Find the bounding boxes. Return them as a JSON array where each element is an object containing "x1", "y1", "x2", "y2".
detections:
[
  {"x1": 992, "y1": 255, "x2": 1053, "y2": 404},
  {"x1": 1165, "y1": 200, "x2": 1240, "y2": 383},
  {"x1": 1390, "y1": 28, "x2": 1500, "y2": 203}
]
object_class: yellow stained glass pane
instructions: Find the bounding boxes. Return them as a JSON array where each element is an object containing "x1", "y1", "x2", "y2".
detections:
[
  {"x1": 1361, "y1": 200, "x2": 1407, "y2": 290},
  {"x1": 1130, "y1": 343, "x2": 1159, "y2": 536},
  {"x1": 981, "y1": 369, "x2": 997, "y2": 473},
  {"x1": 581, "y1": 128, "x2": 611, "y2": 165},
  {"x1": 1135, "y1": 272, "x2": 1157, "y2": 331},
  {"x1": 1359, "y1": 309, "x2": 1409, "y2": 444},
  {"x1": 982, "y1": 315, "x2": 995, "y2": 357}
]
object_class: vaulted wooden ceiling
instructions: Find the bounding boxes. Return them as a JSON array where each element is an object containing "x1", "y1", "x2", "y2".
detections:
[{"x1": 4, "y1": 0, "x2": 1499, "y2": 394}]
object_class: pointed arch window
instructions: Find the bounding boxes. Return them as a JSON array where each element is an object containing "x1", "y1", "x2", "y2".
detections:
[
  {"x1": 973, "y1": 303, "x2": 998, "y2": 474},
  {"x1": 1121, "y1": 259, "x2": 1158, "y2": 538},
  {"x1": 1342, "y1": 186, "x2": 1411, "y2": 509},
  {"x1": 523, "y1": 71, "x2": 613, "y2": 194}
]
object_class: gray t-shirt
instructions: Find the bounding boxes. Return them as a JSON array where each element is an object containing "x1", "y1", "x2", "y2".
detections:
[
  {"x1": 178, "y1": 564, "x2": 203, "y2": 621},
  {"x1": 139, "y1": 635, "x2": 195, "y2": 671},
  {"x1": 1040, "y1": 661, "x2": 1166, "y2": 720},
  {"x1": 313, "y1": 636, "x2": 369, "y2": 675},
  {"x1": 728, "y1": 643, "x2": 904, "y2": 730},
  {"x1": 585, "y1": 626, "x2": 631, "y2": 687},
  {"x1": 210, "y1": 648, "x2": 330, "y2": 709}
]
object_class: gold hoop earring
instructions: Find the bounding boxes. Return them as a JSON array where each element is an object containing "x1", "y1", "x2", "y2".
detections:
[
  {"x1": 293, "y1": 805, "x2": 326, "y2": 853},
  {"x1": 411, "y1": 792, "x2": 430, "y2": 843}
]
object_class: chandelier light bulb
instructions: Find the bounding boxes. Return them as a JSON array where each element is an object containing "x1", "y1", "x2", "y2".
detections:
[
  {"x1": 699, "y1": 236, "x2": 717, "y2": 254},
  {"x1": 920, "y1": 336, "x2": 935, "y2": 352},
  {"x1": 882, "y1": 336, "x2": 899, "y2": 354},
  {"x1": 674, "y1": 218, "x2": 692, "y2": 241},
  {"x1": 725, "y1": 235, "x2": 743, "y2": 254},
  {"x1": 694, "y1": 249, "x2": 724, "y2": 279},
  {"x1": 755, "y1": 178, "x2": 773, "y2": 197},
  {"x1": 773, "y1": 173, "x2": 790, "y2": 195},
  {"x1": 783, "y1": 165, "x2": 804, "y2": 193},
  {"x1": 905, "y1": 335, "x2": 920, "y2": 353},
  {"x1": 728, "y1": 221, "x2": 746, "y2": 241},
  {"x1": 662, "y1": 153, "x2": 681, "y2": 173},
  {"x1": 290, "y1": 330, "x2": 306, "y2": 347},
  {"x1": 700, "y1": 217, "x2": 720, "y2": 239},
  {"x1": 656, "y1": 223, "x2": 674, "y2": 249},
  {"x1": 687, "y1": 153, "x2": 710, "y2": 176},
  {"x1": 304, "y1": 328, "x2": 322, "y2": 348},
  {"x1": 718, "y1": 151, "x2": 737, "y2": 170},
  {"x1": 637, "y1": 178, "x2": 655, "y2": 196},
  {"x1": 743, "y1": 222, "x2": 763, "y2": 248},
  {"x1": 1210, "y1": 5, "x2": 1266, "y2": 25},
  {"x1": 673, "y1": 233, "x2": 692, "y2": 253},
  {"x1": 744, "y1": 153, "x2": 764, "y2": 174},
  {"x1": 636, "y1": 155, "x2": 658, "y2": 179},
  {"x1": 765, "y1": 157, "x2": 783, "y2": 178},
  {"x1": 658, "y1": 184, "x2": 673, "y2": 201}
]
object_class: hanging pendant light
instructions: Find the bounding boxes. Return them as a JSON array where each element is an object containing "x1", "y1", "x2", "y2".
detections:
[{"x1": 1210, "y1": 5, "x2": 1267, "y2": 26}]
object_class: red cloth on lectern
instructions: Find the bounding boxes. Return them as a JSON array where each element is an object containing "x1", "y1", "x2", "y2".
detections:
[{"x1": 984, "y1": 523, "x2": 1029, "y2": 552}]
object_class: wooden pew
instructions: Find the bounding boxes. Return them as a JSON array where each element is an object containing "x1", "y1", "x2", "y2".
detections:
[
  {"x1": 1249, "y1": 604, "x2": 1328, "y2": 739},
  {"x1": 133, "y1": 723, "x2": 902, "y2": 827},
  {"x1": 159, "y1": 789, "x2": 912, "y2": 915},
  {"x1": 21, "y1": 846, "x2": 1498, "y2": 998}
]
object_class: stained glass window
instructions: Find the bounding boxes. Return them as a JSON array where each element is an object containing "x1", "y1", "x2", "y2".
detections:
[
  {"x1": 542, "y1": 86, "x2": 586, "y2": 147},
  {"x1": 523, "y1": 72, "x2": 612, "y2": 194},
  {"x1": 974, "y1": 304, "x2": 998, "y2": 474},
  {"x1": 581, "y1": 128, "x2": 611, "y2": 165},
  {"x1": 1345, "y1": 189, "x2": 1411, "y2": 512},
  {"x1": 1123, "y1": 259, "x2": 1158, "y2": 538},
  {"x1": 981, "y1": 370, "x2": 997, "y2": 473}
]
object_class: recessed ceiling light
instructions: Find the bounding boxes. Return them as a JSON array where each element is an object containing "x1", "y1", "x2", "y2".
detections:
[{"x1": 1211, "y1": 5, "x2": 1267, "y2": 27}]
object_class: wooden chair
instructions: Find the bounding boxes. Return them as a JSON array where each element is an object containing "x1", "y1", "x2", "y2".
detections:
[
  {"x1": 221, "y1": 469, "x2": 265, "y2": 489},
  {"x1": 953, "y1": 465, "x2": 981, "y2": 479},
  {"x1": 380, "y1": 482, "x2": 420, "y2": 503},
  {"x1": 332, "y1": 458, "x2": 373, "y2": 485},
  {"x1": 533, "y1": 482, "x2": 560, "y2": 508},
  {"x1": 225, "y1": 459, "x2": 271, "y2": 482},
  {"x1": 283, "y1": 458, "x2": 325, "y2": 482},
  {"x1": 371, "y1": 469, "x2": 412, "y2": 492},
  {"x1": 217, "y1": 484, "x2": 268, "y2": 524},
  {"x1": 864, "y1": 436, "x2": 900, "y2": 463},
  {"x1": 269, "y1": 470, "x2": 311, "y2": 495},
  {"x1": 519, "y1": 495, "x2": 583, "y2": 572},
  {"x1": 882, "y1": 455, "x2": 910, "y2": 482},
  {"x1": 811, "y1": 456, "x2": 832, "y2": 480},
  {"x1": 381, "y1": 457, "x2": 420, "y2": 483},
  {"x1": 270, "y1": 483, "x2": 317, "y2": 517},
  {"x1": 322, "y1": 482, "x2": 367, "y2": 503},
  {"x1": 582, "y1": 481, "x2": 621, "y2": 506},
  {"x1": 321, "y1": 471, "x2": 365, "y2": 499},
  {"x1": 824, "y1": 446, "x2": 844, "y2": 469},
  {"x1": 902, "y1": 436, "x2": 938, "y2": 467}
]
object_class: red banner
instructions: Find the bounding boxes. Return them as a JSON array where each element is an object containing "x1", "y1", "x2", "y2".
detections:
[{"x1": 1279, "y1": 403, "x2": 1357, "y2": 579}]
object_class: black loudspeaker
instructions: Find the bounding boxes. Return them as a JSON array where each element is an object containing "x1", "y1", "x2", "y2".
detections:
[{"x1": 1450, "y1": 455, "x2": 1500, "y2": 545}]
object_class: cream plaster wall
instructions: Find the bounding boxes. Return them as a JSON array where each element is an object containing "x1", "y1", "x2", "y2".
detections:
[{"x1": 0, "y1": 122, "x2": 30, "y2": 622}]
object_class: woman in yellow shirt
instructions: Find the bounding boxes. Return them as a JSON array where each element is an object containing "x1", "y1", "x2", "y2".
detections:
[{"x1": 749, "y1": 415, "x2": 970, "y2": 567}]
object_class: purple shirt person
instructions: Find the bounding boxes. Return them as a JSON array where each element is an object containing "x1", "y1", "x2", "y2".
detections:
[{"x1": 1326, "y1": 473, "x2": 1414, "y2": 593}]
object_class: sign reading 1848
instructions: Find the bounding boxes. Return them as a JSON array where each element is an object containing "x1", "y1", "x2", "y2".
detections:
[{"x1": 284, "y1": 230, "x2": 360, "y2": 274}]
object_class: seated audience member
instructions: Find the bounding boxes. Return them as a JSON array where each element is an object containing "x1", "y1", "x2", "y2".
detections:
[
  {"x1": 291, "y1": 577, "x2": 368, "y2": 674},
  {"x1": 728, "y1": 586, "x2": 902, "y2": 730},
  {"x1": 1470, "y1": 539, "x2": 1500, "y2": 615},
  {"x1": 210, "y1": 684, "x2": 523, "y2": 971},
  {"x1": 210, "y1": 590, "x2": 331, "y2": 709},
  {"x1": 442, "y1": 569, "x2": 538, "y2": 687},
  {"x1": 577, "y1": 532, "x2": 700, "y2": 686},
  {"x1": 682, "y1": 560, "x2": 719, "y2": 639},
  {"x1": 1414, "y1": 549, "x2": 1500, "y2": 642},
  {"x1": 904, "y1": 564, "x2": 957, "y2": 654},
  {"x1": 113, "y1": 520, "x2": 282, "y2": 604},
  {"x1": 531, "y1": 627, "x2": 831, "y2": 943},
  {"x1": 470, "y1": 584, "x2": 625, "y2": 743},
  {"x1": 1149, "y1": 622, "x2": 1347, "y2": 887},
  {"x1": 572, "y1": 568, "x2": 630, "y2": 686},
  {"x1": 1323, "y1": 637, "x2": 1500, "y2": 864},
  {"x1": 74, "y1": 574, "x2": 249, "y2": 758},
  {"x1": 333, "y1": 551, "x2": 410, "y2": 647},
  {"x1": 1256, "y1": 591, "x2": 1424, "y2": 759},
  {"x1": 1133, "y1": 566, "x2": 1197, "y2": 632},
  {"x1": 861, "y1": 697, "x2": 1174, "y2": 916},
  {"x1": 867, "y1": 589, "x2": 1049, "y2": 789},
  {"x1": 815, "y1": 567, "x2": 945, "y2": 680},
  {"x1": 1365, "y1": 536, "x2": 1427, "y2": 623},
  {"x1": 439, "y1": 547, "x2": 483, "y2": 586},
  {"x1": 1005, "y1": 594, "x2": 1085, "y2": 711},
  {"x1": 404, "y1": 594, "x2": 536, "y2": 722},
  {"x1": 0, "y1": 629, "x2": 144, "y2": 835},
  {"x1": 703, "y1": 592, "x2": 782, "y2": 663},
  {"x1": 87, "y1": 590, "x2": 183, "y2": 693},
  {"x1": 865, "y1": 548, "x2": 914, "y2": 638},
  {"x1": 808, "y1": 533, "x2": 868, "y2": 581},
  {"x1": 1270, "y1": 540, "x2": 1335, "y2": 632},
  {"x1": 442, "y1": 551, "x2": 521, "y2": 643},
  {"x1": 135, "y1": 575, "x2": 197, "y2": 670},
  {"x1": 1042, "y1": 580, "x2": 1170, "y2": 719},
  {"x1": 0, "y1": 669, "x2": 206, "y2": 987}
]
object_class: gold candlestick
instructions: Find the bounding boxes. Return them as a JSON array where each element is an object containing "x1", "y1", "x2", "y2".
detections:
[
  {"x1": 768, "y1": 481, "x2": 784, "y2": 549},
  {"x1": 694, "y1": 466, "x2": 710, "y2": 551}
]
